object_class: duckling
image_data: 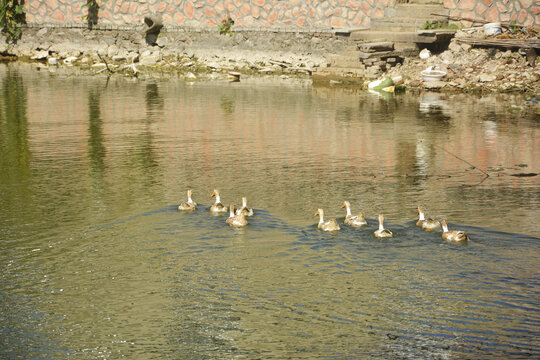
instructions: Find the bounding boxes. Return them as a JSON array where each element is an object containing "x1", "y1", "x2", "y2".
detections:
[
  {"x1": 416, "y1": 206, "x2": 440, "y2": 231},
  {"x1": 341, "y1": 201, "x2": 367, "y2": 227},
  {"x1": 314, "y1": 208, "x2": 340, "y2": 232},
  {"x1": 210, "y1": 189, "x2": 228, "y2": 214},
  {"x1": 178, "y1": 189, "x2": 197, "y2": 211},
  {"x1": 440, "y1": 220, "x2": 468, "y2": 243},
  {"x1": 226, "y1": 204, "x2": 248, "y2": 227},
  {"x1": 235, "y1": 196, "x2": 254, "y2": 217},
  {"x1": 374, "y1": 214, "x2": 393, "y2": 238}
]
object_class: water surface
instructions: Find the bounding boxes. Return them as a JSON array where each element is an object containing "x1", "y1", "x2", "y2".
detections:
[{"x1": 1, "y1": 63, "x2": 539, "y2": 359}]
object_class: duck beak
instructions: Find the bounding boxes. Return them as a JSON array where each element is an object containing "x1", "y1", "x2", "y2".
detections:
[
  {"x1": 314, "y1": 210, "x2": 319, "y2": 216},
  {"x1": 211, "y1": 191, "x2": 216, "y2": 198},
  {"x1": 340, "y1": 203, "x2": 345, "y2": 208}
]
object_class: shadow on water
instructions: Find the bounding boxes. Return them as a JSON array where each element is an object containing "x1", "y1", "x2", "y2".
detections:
[{"x1": 88, "y1": 87, "x2": 106, "y2": 174}]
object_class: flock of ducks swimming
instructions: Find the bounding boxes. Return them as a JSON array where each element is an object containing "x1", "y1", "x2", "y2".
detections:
[{"x1": 178, "y1": 190, "x2": 469, "y2": 243}]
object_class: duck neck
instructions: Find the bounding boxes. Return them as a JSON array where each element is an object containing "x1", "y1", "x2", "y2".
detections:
[
  {"x1": 318, "y1": 212, "x2": 324, "y2": 224},
  {"x1": 242, "y1": 198, "x2": 247, "y2": 208},
  {"x1": 442, "y1": 223, "x2": 449, "y2": 232},
  {"x1": 418, "y1": 212, "x2": 425, "y2": 221},
  {"x1": 378, "y1": 219, "x2": 385, "y2": 231},
  {"x1": 215, "y1": 195, "x2": 221, "y2": 204},
  {"x1": 345, "y1": 205, "x2": 352, "y2": 216}
]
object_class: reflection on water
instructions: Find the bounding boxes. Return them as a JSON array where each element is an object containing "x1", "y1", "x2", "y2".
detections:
[{"x1": 0, "y1": 63, "x2": 539, "y2": 359}]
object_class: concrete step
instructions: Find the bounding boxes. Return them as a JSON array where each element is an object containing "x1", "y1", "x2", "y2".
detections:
[
  {"x1": 312, "y1": 67, "x2": 366, "y2": 84},
  {"x1": 351, "y1": 30, "x2": 422, "y2": 43},
  {"x1": 328, "y1": 54, "x2": 365, "y2": 69},
  {"x1": 408, "y1": 0, "x2": 444, "y2": 5},
  {"x1": 371, "y1": 17, "x2": 448, "y2": 31}
]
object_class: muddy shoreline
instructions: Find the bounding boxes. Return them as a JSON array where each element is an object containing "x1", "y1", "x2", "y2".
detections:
[{"x1": 1, "y1": 27, "x2": 539, "y2": 96}]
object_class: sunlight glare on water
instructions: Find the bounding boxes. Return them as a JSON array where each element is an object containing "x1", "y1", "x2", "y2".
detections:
[{"x1": 0, "y1": 63, "x2": 539, "y2": 359}]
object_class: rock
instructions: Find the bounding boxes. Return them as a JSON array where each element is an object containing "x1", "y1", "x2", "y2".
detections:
[
  {"x1": 47, "y1": 57, "x2": 57, "y2": 65},
  {"x1": 366, "y1": 65, "x2": 382, "y2": 79},
  {"x1": 31, "y1": 50, "x2": 49, "y2": 60},
  {"x1": 461, "y1": 43, "x2": 472, "y2": 51},
  {"x1": 423, "y1": 81, "x2": 446, "y2": 89},
  {"x1": 419, "y1": 48, "x2": 431, "y2": 59},
  {"x1": 478, "y1": 74, "x2": 496, "y2": 82},
  {"x1": 112, "y1": 54, "x2": 126, "y2": 62},
  {"x1": 36, "y1": 28, "x2": 48, "y2": 37},
  {"x1": 440, "y1": 51, "x2": 454, "y2": 63},
  {"x1": 391, "y1": 75, "x2": 403, "y2": 85},
  {"x1": 448, "y1": 41, "x2": 462, "y2": 53},
  {"x1": 127, "y1": 52, "x2": 139, "y2": 63},
  {"x1": 63, "y1": 56, "x2": 78, "y2": 65},
  {"x1": 139, "y1": 51, "x2": 161, "y2": 65},
  {"x1": 107, "y1": 44, "x2": 119, "y2": 58}
]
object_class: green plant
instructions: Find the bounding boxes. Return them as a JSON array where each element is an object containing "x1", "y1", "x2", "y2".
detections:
[
  {"x1": 218, "y1": 16, "x2": 234, "y2": 36},
  {"x1": 421, "y1": 20, "x2": 436, "y2": 30},
  {"x1": 0, "y1": 0, "x2": 26, "y2": 43},
  {"x1": 420, "y1": 20, "x2": 459, "y2": 31},
  {"x1": 82, "y1": 0, "x2": 100, "y2": 29},
  {"x1": 509, "y1": 20, "x2": 519, "y2": 34}
]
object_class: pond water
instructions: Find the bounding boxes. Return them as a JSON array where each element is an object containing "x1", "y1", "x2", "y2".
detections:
[{"x1": 1, "y1": 63, "x2": 539, "y2": 359}]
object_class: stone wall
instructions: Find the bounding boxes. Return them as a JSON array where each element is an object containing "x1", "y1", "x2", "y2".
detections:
[
  {"x1": 444, "y1": 0, "x2": 539, "y2": 27},
  {"x1": 24, "y1": 0, "x2": 396, "y2": 31}
]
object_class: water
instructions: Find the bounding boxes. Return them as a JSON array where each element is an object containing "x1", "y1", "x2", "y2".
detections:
[{"x1": 1, "y1": 63, "x2": 539, "y2": 359}]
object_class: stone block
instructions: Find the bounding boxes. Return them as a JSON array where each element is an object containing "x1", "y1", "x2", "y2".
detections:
[
  {"x1": 478, "y1": 74, "x2": 496, "y2": 82},
  {"x1": 444, "y1": 0, "x2": 455, "y2": 9},
  {"x1": 486, "y1": 6, "x2": 499, "y2": 22},
  {"x1": 458, "y1": 0, "x2": 475, "y2": 10}
]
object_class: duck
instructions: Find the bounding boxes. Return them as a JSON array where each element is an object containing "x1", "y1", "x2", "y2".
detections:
[
  {"x1": 178, "y1": 189, "x2": 197, "y2": 211},
  {"x1": 210, "y1": 189, "x2": 228, "y2": 214},
  {"x1": 226, "y1": 204, "x2": 248, "y2": 227},
  {"x1": 374, "y1": 214, "x2": 393, "y2": 238},
  {"x1": 341, "y1": 201, "x2": 368, "y2": 227},
  {"x1": 440, "y1": 220, "x2": 468, "y2": 243},
  {"x1": 314, "y1": 208, "x2": 340, "y2": 232},
  {"x1": 235, "y1": 196, "x2": 254, "y2": 217},
  {"x1": 416, "y1": 206, "x2": 440, "y2": 231}
]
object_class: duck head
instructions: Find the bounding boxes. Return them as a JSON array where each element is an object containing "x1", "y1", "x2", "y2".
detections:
[
  {"x1": 417, "y1": 206, "x2": 425, "y2": 221},
  {"x1": 440, "y1": 219, "x2": 449, "y2": 232},
  {"x1": 341, "y1": 201, "x2": 352, "y2": 215},
  {"x1": 211, "y1": 189, "x2": 221, "y2": 203},
  {"x1": 378, "y1": 214, "x2": 385, "y2": 230}
]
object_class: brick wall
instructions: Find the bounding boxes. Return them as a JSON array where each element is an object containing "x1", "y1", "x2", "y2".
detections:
[
  {"x1": 23, "y1": 0, "x2": 540, "y2": 31},
  {"x1": 444, "y1": 0, "x2": 539, "y2": 27},
  {"x1": 24, "y1": 0, "x2": 397, "y2": 30}
]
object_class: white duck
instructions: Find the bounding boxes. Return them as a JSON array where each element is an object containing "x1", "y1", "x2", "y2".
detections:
[
  {"x1": 341, "y1": 201, "x2": 367, "y2": 227},
  {"x1": 314, "y1": 208, "x2": 340, "y2": 232},
  {"x1": 210, "y1": 189, "x2": 228, "y2": 214},
  {"x1": 235, "y1": 196, "x2": 254, "y2": 217},
  {"x1": 416, "y1": 206, "x2": 440, "y2": 231},
  {"x1": 441, "y1": 220, "x2": 468, "y2": 243},
  {"x1": 374, "y1": 214, "x2": 393, "y2": 238},
  {"x1": 178, "y1": 189, "x2": 197, "y2": 211},
  {"x1": 226, "y1": 204, "x2": 248, "y2": 227}
]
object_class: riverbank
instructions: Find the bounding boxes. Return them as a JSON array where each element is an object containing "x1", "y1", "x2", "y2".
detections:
[{"x1": 1, "y1": 26, "x2": 538, "y2": 95}]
